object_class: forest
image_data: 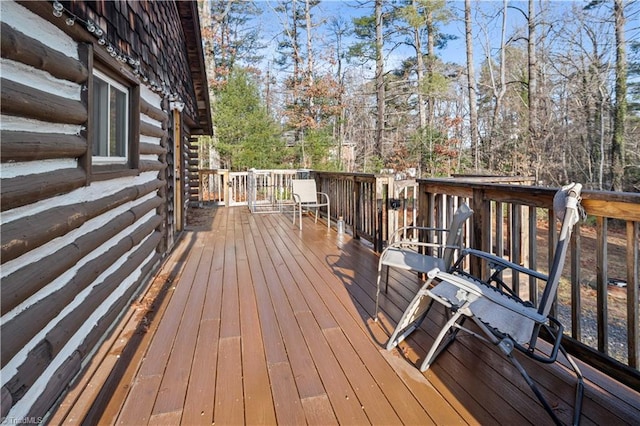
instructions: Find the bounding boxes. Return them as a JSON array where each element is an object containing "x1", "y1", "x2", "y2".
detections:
[{"x1": 197, "y1": 0, "x2": 640, "y2": 192}]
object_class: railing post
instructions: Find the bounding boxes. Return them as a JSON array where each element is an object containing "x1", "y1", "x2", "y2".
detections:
[
  {"x1": 223, "y1": 170, "x2": 230, "y2": 207},
  {"x1": 377, "y1": 175, "x2": 392, "y2": 251},
  {"x1": 471, "y1": 187, "x2": 490, "y2": 278},
  {"x1": 353, "y1": 177, "x2": 360, "y2": 241}
]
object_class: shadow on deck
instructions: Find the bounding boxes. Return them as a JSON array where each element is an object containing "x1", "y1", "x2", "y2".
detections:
[{"x1": 50, "y1": 206, "x2": 639, "y2": 425}]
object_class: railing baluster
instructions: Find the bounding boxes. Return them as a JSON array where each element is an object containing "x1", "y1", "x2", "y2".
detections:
[
  {"x1": 571, "y1": 221, "x2": 581, "y2": 340},
  {"x1": 528, "y1": 206, "x2": 538, "y2": 306},
  {"x1": 627, "y1": 221, "x2": 639, "y2": 368},
  {"x1": 596, "y1": 216, "x2": 609, "y2": 354}
]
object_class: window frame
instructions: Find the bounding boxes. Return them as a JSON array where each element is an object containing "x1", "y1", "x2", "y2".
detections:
[
  {"x1": 91, "y1": 68, "x2": 130, "y2": 164},
  {"x1": 88, "y1": 57, "x2": 140, "y2": 180}
]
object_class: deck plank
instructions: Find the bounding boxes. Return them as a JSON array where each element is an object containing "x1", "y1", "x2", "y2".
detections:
[
  {"x1": 151, "y1": 240, "x2": 213, "y2": 418},
  {"x1": 214, "y1": 336, "x2": 245, "y2": 424},
  {"x1": 236, "y1": 215, "x2": 278, "y2": 425},
  {"x1": 271, "y1": 216, "x2": 459, "y2": 425},
  {"x1": 244, "y1": 216, "x2": 308, "y2": 425},
  {"x1": 53, "y1": 206, "x2": 640, "y2": 426},
  {"x1": 115, "y1": 235, "x2": 206, "y2": 425},
  {"x1": 181, "y1": 210, "x2": 226, "y2": 425},
  {"x1": 252, "y1": 216, "x2": 329, "y2": 401}
]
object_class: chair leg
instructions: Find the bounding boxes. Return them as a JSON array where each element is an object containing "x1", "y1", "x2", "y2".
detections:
[
  {"x1": 384, "y1": 266, "x2": 390, "y2": 294},
  {"x1": 504, "y1": 352, "x2": 565, "y2": 426},
  {"x1": 374, "y1": 264, "x2": 384, "y2": 320},
  {"x1": 420, "y1": 309, "x2": 465, "y2": 371},
  {"x1": 496, "y1": 340, "x2": 583, "y2": 426},
  {"x1": 386, "y1": 301, "x2": 434, "y2": 351},
  {"x1": 560, "y1": 345, "x2": 584, "y2": 426}
]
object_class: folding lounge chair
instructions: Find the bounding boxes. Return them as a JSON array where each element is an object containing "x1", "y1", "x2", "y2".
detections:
[
  {"x1": 374, "y1": 203, "x2": 473, "y2": 320},
  {"x1": 292, "y1": 179, "x2": 330, "y2": 231},
  {"x1": 386, "y1": 183, "x2": 585, "y2": 426}
]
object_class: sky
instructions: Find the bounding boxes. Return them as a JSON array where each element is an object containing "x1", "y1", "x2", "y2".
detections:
[
  {"x1": 251, "y1": 1, "x2": 564, "y2": 69},
  {"x1": 246, "y1": 0, "x2": 639, "y2": 87}
]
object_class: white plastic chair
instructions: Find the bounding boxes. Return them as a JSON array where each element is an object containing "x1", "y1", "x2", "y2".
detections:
[{"x1": 292, "y1": 179, "x2": 330, "y2": 231}]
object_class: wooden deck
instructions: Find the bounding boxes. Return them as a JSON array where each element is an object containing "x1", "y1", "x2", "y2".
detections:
[{"x1": 51, "y1": 206, "x2": 639, "y2": 425}]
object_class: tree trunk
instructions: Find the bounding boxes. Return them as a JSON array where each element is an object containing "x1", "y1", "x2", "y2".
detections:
[
  {"x1": 527, "y1": 0, "x2": 537, "y2": 176},
  {"x1": 375, "y1": 0, "x2": 385, "y2": 161},
  {"x1": 413, "y1": 0, "x2": 426, "y2": 131},
  {"x1": 305, "y1": 0, "x2": 314, "y2": 99},
  {"x1": 425, "y1": 9, "x2": 435, "y2": 128},
  {"x1": 611, "y1": 0, "x2": 626, "y2": 191},
  {"x1": 488, "y1": 0, "x2": 508, "y2": 170},
  {"x1": 464, "y1": 0, "x2": 479, "y2": 171}
]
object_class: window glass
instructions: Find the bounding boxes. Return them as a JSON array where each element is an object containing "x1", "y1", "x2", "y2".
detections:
[{"x1": 92, "y1": 69, "x2": 129, "y2": 163}]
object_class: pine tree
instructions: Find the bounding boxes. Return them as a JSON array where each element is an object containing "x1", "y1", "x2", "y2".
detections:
[{"x1": 214, "y1": 69, "x2": 287, "y2": 170}]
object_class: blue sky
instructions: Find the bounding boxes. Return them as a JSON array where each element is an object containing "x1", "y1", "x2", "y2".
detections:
[
  {"x1": 250, "y1": 0, "x2": 636, "y2": 78},
  {"x1": 251, "y1": 0, "x2": 543, "y2": 76}
]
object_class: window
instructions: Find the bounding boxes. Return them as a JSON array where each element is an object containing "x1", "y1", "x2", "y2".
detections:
[{"x1": 92, "y1": 69, "x2": 129, "y2": 164}]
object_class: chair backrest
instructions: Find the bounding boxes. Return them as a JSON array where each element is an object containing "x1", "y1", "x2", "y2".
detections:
[
  {"x1": 292, "y1": 179, "x2": 319, "y2": 203},
  {"x1": 442, "y1": 203, "x2": 474, "y2": 269},
  {"x1": 538, "y1": 183, "x2": 583, "y2": 317}
]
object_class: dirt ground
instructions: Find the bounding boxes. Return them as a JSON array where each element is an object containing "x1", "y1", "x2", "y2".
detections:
[{"x1": 537, "y1": 221, "x2": 633, "y2": 364}]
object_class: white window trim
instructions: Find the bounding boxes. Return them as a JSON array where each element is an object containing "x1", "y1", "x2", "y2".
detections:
[{"x1": 92, "y1": 68, "x2": 129, "y2": 165}]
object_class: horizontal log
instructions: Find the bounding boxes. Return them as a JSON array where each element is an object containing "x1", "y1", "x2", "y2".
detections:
[
  {"x1": 34, "y1": 252, "x2": 159, "y2": 420},
  {"x1": 0, "y1": 131, "x2": 86, "y2": 162},
  {"x1": 1, "y1": 197, "x2": 162, "y2": 315},
  {"x1": 1, "y1": 386, "x2": 11, "y2": 419},
  {"x1": 140, "y1": 120, "x2": 166, "y2": 139},
  {"x1": 1, "y1": 179, "x2": 162, "y2": 264},
  {"x1": 0, "y1": 22, "x2": 88, "y2": 84},
  {"x1": 1, "y1": 219, "x2": 162, "y2": 367},
  {"x1": 140, "y1": 97, "x2": 167, "y2": 123},
  {"x1": 139, "y1": 159, "x2": 167, "y2": 173},
  {"x1": 46, "y1": 230, "x2": 162, "y2": 356},
  {"x1": 1, "y1": 78, "x2": 87, "y2": 125},
  {"x1": 90, "y1": 167, "x2": 140, "y2": 182},
  {"x1": 1, "y1": 196, "x2": 163, "y2": 315},
  {"x1": 73, "y1": 246, "x2": 161, "y2": 362},
  {"x1": 5, "y1": 339, "x2": 51, "y2": 402},
  {"x1": 139, "y1": 142, "x2": 167, "y2": 156},
  {"x1": 1, "y1": 168, "x2": 87, "y2": 212},
  {"x1": 28, "y1": 350, "x2": 81, "y2": 420}
]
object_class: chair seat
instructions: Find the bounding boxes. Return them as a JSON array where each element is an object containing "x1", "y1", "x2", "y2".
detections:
[
  {"x1": 429, "y1": 277, "x2": 540, "y2": 345},
  {"x1": 381, "y1": 248, "x2": 445, "y2": 274}
]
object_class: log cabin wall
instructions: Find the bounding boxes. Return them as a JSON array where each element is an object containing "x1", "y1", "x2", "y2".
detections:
[{"x1": 0, "y1": 0, "x2": 211, "y2": 421}]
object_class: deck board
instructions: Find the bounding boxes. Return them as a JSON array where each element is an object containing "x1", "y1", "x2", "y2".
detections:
[{"x1": 51, "y1": 206, "x2": 640, "y2": 425}]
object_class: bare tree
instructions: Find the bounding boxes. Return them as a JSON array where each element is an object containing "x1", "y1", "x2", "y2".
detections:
[
  {"x1": 527, "y1": 0, "x2": 538, "y2": 179},
  {"x1": 375, "y1": 0, "x2": 385, "y2": 161},
  {"x1": 479, "y1": 0, "x2": 509, "y2": 170},
  {"x1": 464, "y1": 0, "x2": 479, "y2": 171},
  {"x1": 611, "y1": 0, "x2": 627, "y2": 190}
]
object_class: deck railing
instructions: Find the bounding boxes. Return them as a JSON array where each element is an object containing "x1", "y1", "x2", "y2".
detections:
[
  {"x1": 197, "y1": 169, "x2": 639, "y2": 388},
  {"x1": 313, "y1": 172, "x2": 639, "y2": 389}
]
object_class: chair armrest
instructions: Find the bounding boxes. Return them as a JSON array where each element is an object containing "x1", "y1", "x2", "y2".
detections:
[
  {"x1": 317, "y1": 192, "x2": 330, "y2": 204},
  {"x1": 389, "y1": 226, "x2": 450, "y2": 245},
  {"x1": 462, "y1": 248, "x2": 548, "y2": 282},
  {"x1": 385, "y1": 241, "x2": 460, "y2": 252}
]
